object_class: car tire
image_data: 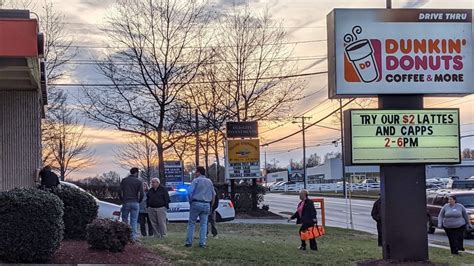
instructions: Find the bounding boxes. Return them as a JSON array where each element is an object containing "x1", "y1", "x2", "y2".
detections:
[
  {"x1": 216, "y1": 212, "x2": 222, "y2": 223},
  {"x1": 427, "y1": 218, "x2": 435, "y2": 234}
]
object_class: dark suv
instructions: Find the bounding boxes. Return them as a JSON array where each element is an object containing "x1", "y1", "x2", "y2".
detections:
[{"x1": 426, "y1": 190, "x2": 474, "y2": 239}]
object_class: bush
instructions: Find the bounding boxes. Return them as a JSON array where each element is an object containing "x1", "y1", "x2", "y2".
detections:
[
  {"x1": 0, "y1": 188, "x2": 64, "y2": 263},
  {"x1": 51, "y1": 186, "x2": 98, "y2": 239},
  {"x1": 86, "y1": 219, "x2": 131, "y2": 252},
  {"x1": 215, "y1": 183, "x2": 266, "y2": 211}
]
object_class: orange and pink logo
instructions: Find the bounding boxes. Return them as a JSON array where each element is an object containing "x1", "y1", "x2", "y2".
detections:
[{"x1": 344, "y1": 26, "x2": 382, "y2": 83}]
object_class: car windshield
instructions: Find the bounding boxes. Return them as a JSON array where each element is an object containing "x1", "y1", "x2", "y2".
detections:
[
  {"x1": 170, "y1": 193, "x2": 188, "y2": 203},
  {"x1": 456, "y1": 194, "x2": 474, "y2": 208}
]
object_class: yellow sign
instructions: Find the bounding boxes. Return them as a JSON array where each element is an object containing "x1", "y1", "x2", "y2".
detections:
[
  {"x1": 350, "y1": 109, "x2": 460, "y2": 164},
  {"x1": 228, "y1": 139, "x2": 260, "y2": 163}
]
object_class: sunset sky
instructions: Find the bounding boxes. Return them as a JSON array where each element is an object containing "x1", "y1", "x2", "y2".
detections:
[{"x1": 45, "y1": 0, "x2": 474, "y2": 180}]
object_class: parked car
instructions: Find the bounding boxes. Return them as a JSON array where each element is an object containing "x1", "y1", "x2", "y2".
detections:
[
  {"x1": 426, "y1": 189, "x2": 474, "y2": 239},
  {"x1": 166, "y1": 189, "x2": 235, "y2": 222},
  {"x1": 60, "y1": 181, "x2": 121, "y2": 220}
]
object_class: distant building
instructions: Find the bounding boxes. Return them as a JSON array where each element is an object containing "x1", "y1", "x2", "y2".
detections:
[
  {"x1": 426, "y1": 160, "x2": 474, "y2": 179},
  {"x1": 306, "y1": 158, "x2": 380, "y2": 183},
  {"x1": 304, "y1": 158, "x2": 474, "y2": 183},
  {"x1": 265, "y1": 171, "x2": 288, "y2": 184}
]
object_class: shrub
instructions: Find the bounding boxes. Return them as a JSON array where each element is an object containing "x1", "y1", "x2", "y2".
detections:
[
  {"x1": 86, "y1": 219, "x2": 131, "y2": 252},
  {"x1": 51, "y1": 186, "x2": 98, "y2": 239},
  {"x1": 0, "y1": 188, "x2": 64, "y2": 263},
  {"x1": 215, "y1": 183, "x2": 266, "y2": 211}
]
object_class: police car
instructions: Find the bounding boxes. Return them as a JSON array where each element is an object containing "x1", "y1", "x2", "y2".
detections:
[{"x1": 167, "y1": 187, "x2": 235, "y2": 222}]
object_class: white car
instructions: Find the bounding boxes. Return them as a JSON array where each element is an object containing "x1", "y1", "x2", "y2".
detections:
[
  {"x1": 60, "y1": 181, "x2": 122, "y2": 220},
  {"x1": 167, "y1": 190, "x2": 235, "y2": 222}
]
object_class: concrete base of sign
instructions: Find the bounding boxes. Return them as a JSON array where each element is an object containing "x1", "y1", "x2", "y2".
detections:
[{"x1": 379, "y1": 95, "x2": 428, "y2": 261}]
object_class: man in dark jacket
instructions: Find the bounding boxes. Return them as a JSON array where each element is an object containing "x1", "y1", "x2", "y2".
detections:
[
  {"x1": 39, "y1": 165, "x2": 60, "y2": 189},
  {"x1": 119, "y1": 167, "x2": 144, "y2": 241},
  {"x1": 371, "y1": 196, "x2": 382, "y2": 247},
  {"x1": 147, "y1": 177, "x2": 170, "y2": 238},
  {"x1": 207, "y1": 187, "x2": 219, "y2": 238},
  {"x1": 289, "y1": 189, "x2": 318, "y2": 251}
]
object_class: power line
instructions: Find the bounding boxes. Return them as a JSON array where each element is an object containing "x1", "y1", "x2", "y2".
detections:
[
  {"x1": 62, "y1": 56, "x2": 328, "y2": 66},
  {"x1": 260, "y1": 86, "x2": 328, "y2": 135},
  {"x1": 57, "y1": 39, "x2": 327, "y2": 50},
  {"x1": 261, "y1": 99, "x2": 355, "y2": 146},
  {"x1": 49, "y1": 71, "x2": 328, "y2": 87}
]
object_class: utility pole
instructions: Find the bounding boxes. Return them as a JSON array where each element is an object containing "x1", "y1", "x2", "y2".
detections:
[
  {"x1": 293, "y1": 116, "x2": 311, "y2": 189},
  {"x1": 195, "y1": 109, "x2": 199, "y2": 167},
  {"x1": 339, "y1": 99, "x2": 353, "y2": 229}
]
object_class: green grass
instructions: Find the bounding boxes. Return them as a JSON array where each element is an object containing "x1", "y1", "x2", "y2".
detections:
[{"x1": 142, "y1": 223, "x2": 474, "y2": 265}]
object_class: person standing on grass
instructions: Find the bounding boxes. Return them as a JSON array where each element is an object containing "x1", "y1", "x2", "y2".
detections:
[
  {"x1": 371, "y1": 196, "x2": 382, "y2": 247},
  {"x1": 438, "y1": 195, "x2": 472, "y2": 255},
  {"x1": 185, "y1": 166, "x2": 216, "y2": 248},
  {"x1": 207, "y1": 187, "x2": 219, "y2": 239},
  {"x1": 288, "y1": 189, "x2": 318, "y2": 251},
  {"x1": 147, "y1": 177, "x2": 170, "y2": 238},
  {"x1": 139, "y1": 182, "x2": 154, "y2": 237},
  {"x1": 119, "y1": 167, "x2": 144, "y2": 242}
]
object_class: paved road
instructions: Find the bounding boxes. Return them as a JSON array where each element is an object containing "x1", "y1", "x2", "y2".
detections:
[{"x1": 263, "y1": 193, "x2": 474, "y2": 249}]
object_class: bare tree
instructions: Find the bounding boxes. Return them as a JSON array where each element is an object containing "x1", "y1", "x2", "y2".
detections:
[
  {"x1": 213, "y1": 6, "x2": 304, "y2": 122},
  {"x1": 187, "y1": 61, "x2": 230, "y2": 182},
  {"x1": 114, "y1": 134, "x2": 159, "y2": 183},
  {"x1": 80, "y1": 0, "x2": 211, "y2": 184},
  {"x1": 43, "y1": 105, "x2": 95, "y2": 180}
]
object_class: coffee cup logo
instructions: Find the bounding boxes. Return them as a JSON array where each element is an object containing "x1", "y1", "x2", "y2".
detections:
[{"x1": 344, "y1": 26, "x2": 380, "y2": 83}]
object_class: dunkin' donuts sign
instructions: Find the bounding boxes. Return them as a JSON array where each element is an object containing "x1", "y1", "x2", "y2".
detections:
[{"x1": 327, "y1": 9, "x2": 473, "y2": 97}]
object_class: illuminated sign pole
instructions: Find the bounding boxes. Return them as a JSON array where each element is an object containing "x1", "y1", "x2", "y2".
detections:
[{"x1": 327, "y1": 5, "x2": 472, "y2": 262}]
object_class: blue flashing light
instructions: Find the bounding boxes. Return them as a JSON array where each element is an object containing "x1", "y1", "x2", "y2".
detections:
[{"x1": 177, "y1": 188, "x2": 188, "y2": 193}]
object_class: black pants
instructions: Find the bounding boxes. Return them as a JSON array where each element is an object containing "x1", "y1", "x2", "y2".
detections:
[
  {"x1": 139, "y1": 212, "x2": 154, "y2": 236},
  {"x1": 376, "y1": 221, "x2": 382, "y2": 247},
  {"x1": 300, "y1": 223, "x2": 318, "y2": 250},
  {"x1": 207, "y1": 210, "x2": 218, "y2": 236},
  {"x1": 444, "y1": 225, "x2": 465, "y2": 254}
]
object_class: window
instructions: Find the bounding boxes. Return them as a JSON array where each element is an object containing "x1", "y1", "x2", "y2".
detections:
[
  {"x1": 456, "y1": 194, "x2": 474, "y2": 208},
  {"x1": 426, "y1": 193, "x2": 436, "y2": 204},
  {"x1": 170, "y1": 194, "x2": 188, "y2": 203},
  {"x1": 433, "y1": 195, "x2": 447, "y2": 206}
]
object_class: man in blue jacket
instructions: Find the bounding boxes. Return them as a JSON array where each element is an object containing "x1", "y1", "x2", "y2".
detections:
[{"x1": 185, "y1": 166, "x2": 216, "y2": 248}]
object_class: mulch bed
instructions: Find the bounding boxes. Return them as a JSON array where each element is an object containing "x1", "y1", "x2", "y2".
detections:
[
  {"x1": 236, "y1": 209, "x2": 284, "y2": 219},
  {"x1": 357, "y1": 260, "x2": 448, "y2": 266},
  {"x1": 52, "y1": 240, "x2": 168, "y2": 265}
]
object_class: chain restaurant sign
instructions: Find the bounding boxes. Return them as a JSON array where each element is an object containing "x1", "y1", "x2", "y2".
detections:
[{"x1": 327, "y1": 9, "x2": 473, "y2": 98}]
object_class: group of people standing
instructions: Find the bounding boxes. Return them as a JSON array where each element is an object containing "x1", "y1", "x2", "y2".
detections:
[
  {"x1": 119, "y1": 167, "x2": 170, "y2": 241},
  {"x1": 120, "y1": 166, "x2": 219, "y2": 247}
]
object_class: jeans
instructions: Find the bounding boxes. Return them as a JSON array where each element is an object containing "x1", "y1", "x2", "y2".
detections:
[
  {"x1": 186, "y1": 202, "x2": 210, "y2": 246},
  {"x1": 121, "y1": 202, "x2": 140, "y2": 240}
]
